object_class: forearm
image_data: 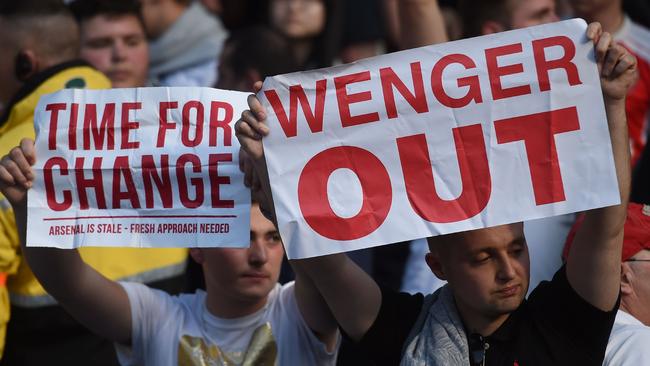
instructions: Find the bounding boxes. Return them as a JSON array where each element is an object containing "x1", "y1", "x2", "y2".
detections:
[
  {"x1": 567, "y1": 99, "x2": 630, "y2": 311},
  {"x1": 582, "y1": 99, "x2": 630, "y2": 237},
  {"x1": 293, "y1": 253, "x2": 381, "y2": 341},
  {"x1": 398, "y1": 0, "x2": 447, "y2": 49},
  {"x1": 292, "y1": 264, "x2": 339, "y2": 351},
  {"x1": 14, "y1": 205, "x2": 87, "y2": 301},
  {"x1": 14, "y1": 205, "x2": 131, "y2": 343}
]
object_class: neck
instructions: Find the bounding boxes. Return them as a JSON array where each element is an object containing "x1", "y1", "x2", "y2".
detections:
[
  {"x1": 205, "y1": 287, "x2": 268, "y2": 319},
  {"x1": 455, "y1": 299, "x2": 511, "y2": 336},
  {"x1": 576, "y1": 2, "x2": 624, "y2": 34},
  {"x1": 291, "y1": 38, "x2": 314, "y2": 67}
]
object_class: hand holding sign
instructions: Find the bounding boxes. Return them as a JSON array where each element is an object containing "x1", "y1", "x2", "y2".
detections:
[
  {"x1": 0, "y1": 138, "x2": 36, "y2": 208},
  {"x1": 236, "y1": 83, "x2": 277, "y2": 223}
]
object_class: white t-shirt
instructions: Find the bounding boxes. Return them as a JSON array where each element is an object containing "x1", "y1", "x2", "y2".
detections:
[
  {"x1": 116, "y1": 281, "x2": 338, "y2": 366},
  {"x1": 604, "y1": 310, "x2": 650, "y2": 365}
]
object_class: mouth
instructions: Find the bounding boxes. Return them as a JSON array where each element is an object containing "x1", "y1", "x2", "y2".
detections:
[
  {"x1": 496, "y1": 284, "x2": 520, "y2": 297},
  {"x1": 108, "y1": 70, "x2": 131, "y2": 81},
  {"x1": 241, "y1": 271, "x2": 270, "y2": 280}
]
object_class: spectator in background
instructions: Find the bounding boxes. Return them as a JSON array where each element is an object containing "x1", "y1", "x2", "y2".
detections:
[
  {"x1": 439, "y1": 0, "x2": 463, "y2": 41},
  {"x1": 569, "y1": 0, "x2": 650, "y2": 205},
  {"x1": 0, "y1": 2, "x2": 112, "y2": 364},
  {"x1": 269, "y1": 0, "x2": 342, "y2": 69},
  {"x1": 140, "y1": 0, "x2": 228, "y2": 86},
  {"x1": 570, "y1": 0, "x2": 650, "y2": 168},
  {"x1": 215, "y1": 26, "x2": 298, "y2": 92},
  {"x1": 563, "y1": 203, "x2": 650, "y2": 365},
  {"x1": 339, "y1": 0, "x2": 385, "y2": 63},
  {"x1": 70, "y1": 0, "x2": 148, "y2": 88},
  {"x1": 459, "y1": 0, "x2": 559, "y2": 37}
]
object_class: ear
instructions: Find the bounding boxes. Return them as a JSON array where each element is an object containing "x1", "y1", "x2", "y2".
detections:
[
  {"x1": 14, "y1": 50, "x2": 38, "y2": 81},
  {"x1": 244, "y1": 69, "x2": 262, "y2": 92},
  {"x1": 620, "y1": 262, "x2": 634, "y2": 296},
  {"x1": 189, "y1": 248, "x2": 205, "y2": 264},
  {"x1": 425, "y1": 252, "x2": 447, "y2": 281},
  {"x1": 481, "y1": 20, "x2": 506, "y2": 35}
]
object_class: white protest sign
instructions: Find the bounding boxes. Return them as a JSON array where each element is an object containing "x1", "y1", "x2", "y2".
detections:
[
  {"x1": 28, "y1": 87, "x2": 251, "y2": 249},
  {"x1": 260, "y1": 19, "x2": 620, "y2": 259}
]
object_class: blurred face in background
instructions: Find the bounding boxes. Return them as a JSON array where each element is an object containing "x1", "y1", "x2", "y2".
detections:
[
  {"x1": 508, "y1": 0, "x2": 559, "y2": 29},
  {"x1": 568, "y1": 0, "x2": 613, "y2": 16},
  {"x1": 270, "y1": 0, "x2": 325, "y2": 40},
  {"x1": 79, "y1": 14, "x2": 149, "y2": 88}
]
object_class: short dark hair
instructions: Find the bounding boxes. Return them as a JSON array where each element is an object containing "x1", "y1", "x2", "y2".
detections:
[
  {"x1": 223, "y1": 26, "x2": 299, "y2": 79},
  {"x1": 0, "y1": 0, "x2": 79, "y2": 62},
  {"x1": 68, "y1": 0, "x2": 144, "y2": 26},
  {"x1": 0, "y1": 0, "x2": 71, "y2": 18},
  {"x1": 458, "y1": 0, "x2": 512, "y2": 38}
]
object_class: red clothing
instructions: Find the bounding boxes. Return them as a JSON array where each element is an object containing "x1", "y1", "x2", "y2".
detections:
[{"x1": 615, "y1": 16, "x2": 650, "y2": 166}]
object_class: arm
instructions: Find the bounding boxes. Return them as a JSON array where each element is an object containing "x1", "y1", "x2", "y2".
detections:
[
  {"x1": 566, "y1": 24, "x2": 638, "y2": 311},
  {"x1": 0, "y1": 139, "x2": 132, "y2": 344},
  {"x1": 397, "y1": 0, "x2": 447, "y2": 49},
  {"x1": 237, "y1": 85, "x2": 382, "y2": 342}
]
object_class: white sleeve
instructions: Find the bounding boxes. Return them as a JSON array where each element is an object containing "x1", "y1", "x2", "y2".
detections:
[
  {"x1": 605, "y1": 329, "x2": 650, "y2": 365},
  {"x1": 114, "y1": 282, "x2": 180, "y2": 366}
]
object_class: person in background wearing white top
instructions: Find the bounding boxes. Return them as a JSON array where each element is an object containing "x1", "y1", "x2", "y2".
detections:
[
  {"x1": 605, "y1": 203, "x2": 650, "y2": 365},
  {"x1": 564, "y1": 203, "x2": 650, "y2": 365},
  {"x1": 0, "y1": 142, "x2": 340, "y2": 365}
]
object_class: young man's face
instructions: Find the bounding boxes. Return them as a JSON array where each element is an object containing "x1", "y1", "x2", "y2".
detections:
[
  {"x1": 509, "y1": 0, "x2": 559, "y2": 29},
  {"x1": 428, "y1": 224, "x2": 530, "y2": 323},
  {"x1": 270, "y1": 0, "x2": 326, "y2": 40},
  {"x1": 79, "y1": 14, "x2": 149, "y2": 88},
  {"x1": 198, "y1": 204, "x2": 284, "y2": 305},
  {"x1": 568, "y1": 0, "x2": 614, "y2": 16}
]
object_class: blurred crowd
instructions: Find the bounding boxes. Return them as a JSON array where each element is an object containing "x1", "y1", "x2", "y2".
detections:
[{"x1": 0, "y1": 0, "x2": 649, "y2": 365}]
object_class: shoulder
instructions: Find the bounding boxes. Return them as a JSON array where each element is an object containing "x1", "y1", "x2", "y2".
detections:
[
  {"x1": 49, "y1": 61, "x2": 111, "y2": 90},
  {"x1": 119, "y1": 281, "x2": 196, "y2": 316}
]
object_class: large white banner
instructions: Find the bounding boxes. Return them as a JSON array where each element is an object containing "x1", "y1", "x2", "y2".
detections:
[
  {"x1": 260, "y1": 19, "x2": 620, "y2": 259},
  {"x1": 28, "y1": 87, "x2": 251, "y2": 249}
]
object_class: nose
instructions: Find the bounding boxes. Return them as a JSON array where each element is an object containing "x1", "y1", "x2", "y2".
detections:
[
  {"x1": 112, "y1": 41, "x2": 127, "y2": 62},
  {"x1": 496, "y1": 253, "x2": 517, "y2": 282},
  {"x1": 248, "y1": 238, "x2": 268, "y2": 266}
]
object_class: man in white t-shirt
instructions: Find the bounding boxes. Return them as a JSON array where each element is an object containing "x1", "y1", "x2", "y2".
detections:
[
  {"x1": 115, "y1": 201, "x2": 339, "y2": 365},
  {"x1": 604, "y1": 204, "x2": 650, "y2": 365},
  {"x1": 564, "y1": 202, "x2": 650, "y2": 365},
  {"x1": 0, "y1": 140, "x2": 340, "y2": 365}
]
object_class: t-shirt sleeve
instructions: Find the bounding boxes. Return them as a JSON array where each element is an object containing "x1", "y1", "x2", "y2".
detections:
[
  {"x1": 527, "y1": 265, "x2": 620, "y2": 365},
  {"x1": 355, "y1": 287, "x2": 424, "y2": 366},
  {"x1": 114, "y1": 282, "x2": 180, "y2": 366}
]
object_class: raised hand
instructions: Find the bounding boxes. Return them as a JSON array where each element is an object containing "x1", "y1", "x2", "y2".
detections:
[
  {"x1": 586, "y1": 22, "x2": 638, "y2": 103},
  {"x1": 0, "y1": 138, "x2": 36, "y2": 208}
]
